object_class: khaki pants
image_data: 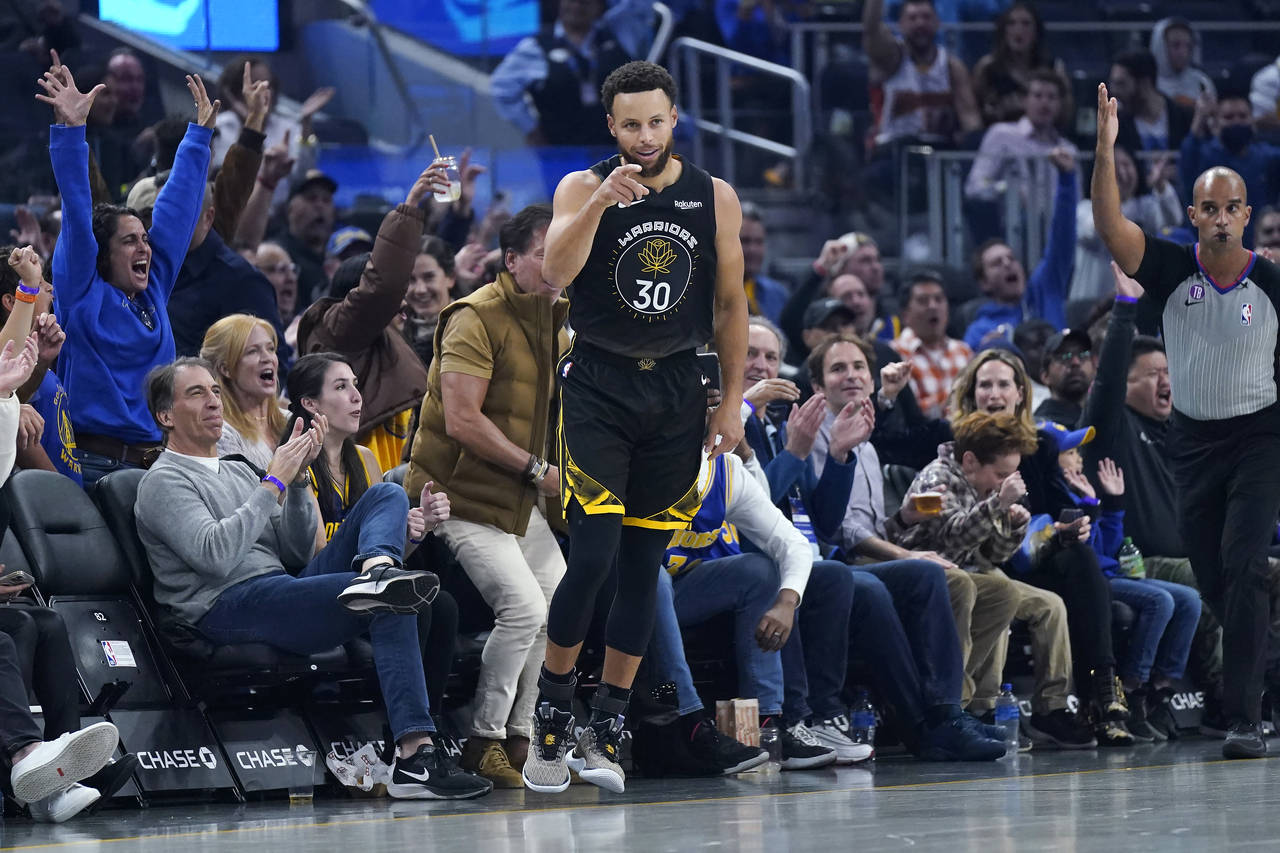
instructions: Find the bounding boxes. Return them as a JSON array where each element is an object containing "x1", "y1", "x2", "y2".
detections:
[
  {"x1": 946, "y1": 568, "x2": 1073, "y2": 714},
  {"x1": 437, "y1": 507, "x2": 566, "y2": 740}
]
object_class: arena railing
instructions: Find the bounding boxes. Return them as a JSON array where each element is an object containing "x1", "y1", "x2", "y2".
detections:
[
  {"x1": 787, "y1": 20, "x2": 1280, "y2": 85},
  {"x1": 900, "y1": 147, "x2": 1177, "y2": 271},
  {"x1": 669, "y1": 37, "x2": 813, "y2": 189}
]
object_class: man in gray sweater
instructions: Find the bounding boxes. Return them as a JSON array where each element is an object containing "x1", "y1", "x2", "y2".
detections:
[{"x1": 134, "y1": 357, "x2": 491, "y2": 800}]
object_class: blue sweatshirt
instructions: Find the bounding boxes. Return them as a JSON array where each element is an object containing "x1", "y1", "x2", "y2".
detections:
[
  {"x1": 50, "y1": 122, "x2": 212, "y2": 444},
  {"x1": 963, "y1": 168, "x2": 1077, "y2": 350}
]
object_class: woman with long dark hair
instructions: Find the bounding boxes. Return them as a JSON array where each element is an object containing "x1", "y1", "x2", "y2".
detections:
[
  {"x1": 284, "y1": 352, "x2": 462, "y2": 738},
  {"x1": 972, "y1": 2, "x2": 1071, "y2": 127}
]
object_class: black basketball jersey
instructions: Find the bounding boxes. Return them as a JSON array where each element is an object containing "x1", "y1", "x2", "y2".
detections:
[{"x1": 567, "y1": 154, "x2": 719, "y2": 359}]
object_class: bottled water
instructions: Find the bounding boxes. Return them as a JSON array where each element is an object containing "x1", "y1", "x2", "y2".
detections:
[
  {"x1": 995, "y1": 684, "x2": 1020, "y2": 753},
  {"x1": 1117, "y1": 537, "x2": 1146, "y2": 578},
  {"x1": 850, "y1": 690, "x2": 877, "y2": 749}
]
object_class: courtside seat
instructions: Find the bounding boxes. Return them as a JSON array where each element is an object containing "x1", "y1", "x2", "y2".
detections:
[
  {"x1": 3, "y1": 470, "x2": 179, "y2": 708},
  {"x1": 88, "y1": 469, "x2": 363, "y2": 698}
]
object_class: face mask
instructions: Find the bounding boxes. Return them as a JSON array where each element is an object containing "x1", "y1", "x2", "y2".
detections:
[{"x1": 1220, "y1": 123, "x2": 1254, "y2": 153}]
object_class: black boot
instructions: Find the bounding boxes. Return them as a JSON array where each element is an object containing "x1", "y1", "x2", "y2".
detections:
[
  {"x1": 1126, "y1": 685, "x2": 1163, "y2": 743},
  {"x1": 1092, "y1": 669, "x2": 1129, "y2": 722},
  {"x1": 1091, "y1": 669, "x2": 1135, "y2": 747}
]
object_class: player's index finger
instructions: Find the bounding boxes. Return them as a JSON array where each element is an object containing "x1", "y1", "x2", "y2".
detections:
[{"x1": 618, "y1": 163, "x2": 643, "y2": 174}]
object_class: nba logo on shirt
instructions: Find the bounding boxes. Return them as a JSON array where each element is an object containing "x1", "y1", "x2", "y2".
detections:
[
  {"x1": 1242, "y1": 303, "x2": 1254, "y2": 326},
  {"x1": 1189, "y1": 284, "x2": 1205, "y2": 301}
]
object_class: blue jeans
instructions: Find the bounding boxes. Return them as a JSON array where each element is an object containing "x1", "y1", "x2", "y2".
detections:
[
  {"x1": 850, "y1": 560, "x2": 965, "y2": 725},
  {"x1": 781, "y1": 561, "x2": 854, "y2": 723},
  {"x1": 78, "y1": 451, "x2": 138, "y2": 488},
  {"x1": 648, "y1": 554, "x2": 783, "y2": 715},
  {"x1": 197, "y1": 483, "x2": 433, "y2": 741},
  {"x1": 1109, "y1": 577, "x2": 1202, "y2": 685}
]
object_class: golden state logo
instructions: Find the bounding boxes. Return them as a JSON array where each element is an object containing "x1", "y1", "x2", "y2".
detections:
[{"x1": 612, "y1": 227, "x2": 696, "y2": 319}]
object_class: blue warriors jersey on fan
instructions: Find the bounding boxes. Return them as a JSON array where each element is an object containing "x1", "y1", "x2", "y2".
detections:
[
  {"x1": 664, "y1": 454, "x2": 738, "y2": 575},
  {"x1": 29, "y1": 371, "x2": 82, "y2": 486}
]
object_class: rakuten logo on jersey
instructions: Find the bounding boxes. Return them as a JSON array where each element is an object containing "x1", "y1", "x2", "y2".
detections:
[{"x1": 137, "y1": 746, "x2": 219, "y2": 771}]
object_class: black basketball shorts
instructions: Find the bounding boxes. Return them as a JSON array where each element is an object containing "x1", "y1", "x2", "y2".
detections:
[{"x1": 557, "y1": 341, "x2": 709, "y2": 530}]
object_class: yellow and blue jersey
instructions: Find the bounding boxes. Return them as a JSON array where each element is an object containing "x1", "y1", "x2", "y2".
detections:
[{"x1": 663, "y1": 454, "x2": 739, "y2": 576}]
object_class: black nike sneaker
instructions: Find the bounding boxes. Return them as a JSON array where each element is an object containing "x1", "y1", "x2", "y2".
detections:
[{"x1": 387, "y1": 743, "x2": 492, "y2": 799}]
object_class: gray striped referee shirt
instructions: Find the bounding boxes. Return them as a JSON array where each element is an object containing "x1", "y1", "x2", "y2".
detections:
[{"x1": 1133, "y1": 233, "x2": 1280, "y2": 421}]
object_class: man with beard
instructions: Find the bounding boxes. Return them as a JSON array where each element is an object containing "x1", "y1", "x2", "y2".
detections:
[
  {"x1": 1035, "y1": 329, "x2": 1094, "y2": 427},
  {"x1": 1094, "y1": 81, "x2": 1280, "y2": 758},
  {"x1": 523, "y1": 60, "x2": 747, "y2": 795},
  {"x1": 861, "y1": 0, "x2": 981, "y2": 149},
  {"x1": 893, "y1": 272, "x2": 973, "y2": 420},
  {"x1": 272, "y1": 169, "x2": 337, "y2": 303}
]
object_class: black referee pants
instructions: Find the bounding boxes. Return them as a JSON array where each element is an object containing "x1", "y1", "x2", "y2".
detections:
[{"x1": 1169, "y1": 405, "x2": 1280, "y2": 725}]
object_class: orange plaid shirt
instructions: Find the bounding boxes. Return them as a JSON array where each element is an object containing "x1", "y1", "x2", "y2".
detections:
[{"x1": 891, "y1": 328, "x2": 974, "y2": 419}]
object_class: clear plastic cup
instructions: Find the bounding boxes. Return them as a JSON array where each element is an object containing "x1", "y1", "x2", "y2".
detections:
[
  {"x1": 432, "y1": 156, "x2": 461, "y2": 203},
  {"x1": 289, "y1": 748, "x2": 317, "y2": 804},
  {"x1": 757, "y1": 726, "x2": 782, "y2": 777}
]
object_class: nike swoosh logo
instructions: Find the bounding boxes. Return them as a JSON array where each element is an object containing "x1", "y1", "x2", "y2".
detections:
[
  {"x1": 398, "y1": 767, "x2": 431, "y2": 782},
  {"x1": 617, "y1": 197, "x2": 646, "y2": 208},
  {"x1": 1184, "y1": 299, "x2": 1202, "y2": 306}
]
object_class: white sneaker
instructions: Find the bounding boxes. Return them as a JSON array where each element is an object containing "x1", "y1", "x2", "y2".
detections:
[
  {"x1": 10, "y1": 722, "x2": 119, "y2": 805},
  {"x1": 809, "y1": 716, "x2": 874, "y2": 764},
  {"x1": 28, "y1": 783, "x2": 100, "y2": 823}
]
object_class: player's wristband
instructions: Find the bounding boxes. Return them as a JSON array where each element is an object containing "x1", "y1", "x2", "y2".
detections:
[
  {"x1": 1115, "y1": 294, "x2": 1138, "y2": 304},
  {"x1": 16, "y1": 282, "x2": 40, "y2": 296},
  {"x1": 262, "y1": 474, "x2": 286, "y2": 493},
  {"x1": 742, "y1": 398, "x2": 757, "y2": 415}
]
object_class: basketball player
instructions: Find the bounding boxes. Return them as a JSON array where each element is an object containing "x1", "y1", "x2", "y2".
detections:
[
  {"x1": 522, "y1": 61, "x2": 747, "y2": 794},
  {"x1": 1092, "y1": 82, "x2": 1280, "y2": 759}
]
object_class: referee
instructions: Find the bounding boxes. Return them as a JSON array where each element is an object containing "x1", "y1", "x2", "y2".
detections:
[
  {"x1": 521, "y1": 61, "x2": 747, "y2": 794},
  {"x1": 1092, "y1": 83, "x2": 1280, "y2": 759}
]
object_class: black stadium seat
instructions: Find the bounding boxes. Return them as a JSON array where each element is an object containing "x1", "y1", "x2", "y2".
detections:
[
  {"x1": 3, "y1": 470, "x2": 175, "y2": 709},
  {"x1": 89, "y1": 469, "x2": 365, "y2": 701}
]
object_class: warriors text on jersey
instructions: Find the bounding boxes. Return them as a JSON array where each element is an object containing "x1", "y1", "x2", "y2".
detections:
[{"x1": 569, "y1": 154, "x2": 719, "y2": 359}]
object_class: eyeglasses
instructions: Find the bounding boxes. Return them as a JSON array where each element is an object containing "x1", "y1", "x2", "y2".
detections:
[
  {"x1": 1051, "y1": 350, "x2": 1090, "y2": 364},
  {"x1": 262, "y1": 262, "x2": 299, "y2": 276}
]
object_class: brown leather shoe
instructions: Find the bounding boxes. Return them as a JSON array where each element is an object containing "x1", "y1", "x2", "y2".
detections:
[{"x1": 460, "y1": 737, "x2": 523, "y2": 789}]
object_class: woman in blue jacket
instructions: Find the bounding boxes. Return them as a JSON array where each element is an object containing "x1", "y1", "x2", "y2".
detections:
[{"x1": 37, "y1": 51, "x2": 218, "y2": 484}]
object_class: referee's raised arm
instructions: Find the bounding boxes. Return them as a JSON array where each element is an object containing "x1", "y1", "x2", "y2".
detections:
[{"x1": 1091, "y1": 83, "x2": 1148, "y2": 276}]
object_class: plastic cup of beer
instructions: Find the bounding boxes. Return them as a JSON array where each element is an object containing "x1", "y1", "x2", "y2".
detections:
[
  {"x1": 432, "y1": 156, "x2": 461, "y2": 203},
  {"x1": 289, "y1": 749, "x2": 317, "y2": 805},
  {"x1": 911, "y1": 491, "x2": 943, "y2": 515}
]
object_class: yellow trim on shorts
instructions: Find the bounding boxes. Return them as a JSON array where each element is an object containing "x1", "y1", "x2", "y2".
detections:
[
  {"x1": 620, "y1": 456, "x2": 712, "y2": 529},
  {"x1": 558, "y1": 399, "x2": 625, "y2": 515}
]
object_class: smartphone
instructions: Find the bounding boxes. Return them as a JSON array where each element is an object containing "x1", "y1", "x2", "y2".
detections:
[
  {"x1": 1058, "y1": 508, "x2": 1083, "y2": 524},
  {"x1": 0, "y1": 570, "x2": 34, "y2": 587},
  {"x1": 697, "y1": 352, "x2": 721, "y2": 390}
]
